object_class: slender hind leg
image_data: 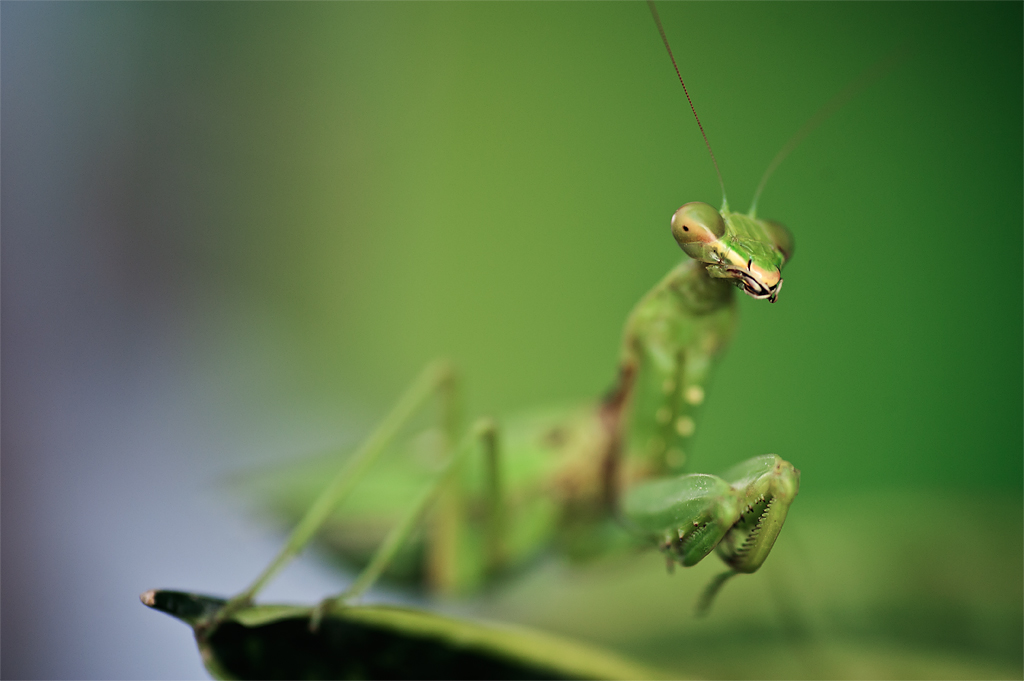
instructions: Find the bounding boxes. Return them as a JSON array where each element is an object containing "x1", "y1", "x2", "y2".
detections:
[
  {"x1": 314, "y1": 417, "x2": 502, "y2": 627},
  {"x1": 427, "y1": 416, "x2": 507, "y2": 593},
  {"x1": 220, "y1": 360, "x2": 458, "y2": 620}
]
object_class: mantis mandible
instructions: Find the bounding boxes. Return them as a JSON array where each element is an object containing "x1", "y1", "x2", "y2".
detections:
[{"x1": 236, "y1": 2, "x2": 815, "y2": 614}]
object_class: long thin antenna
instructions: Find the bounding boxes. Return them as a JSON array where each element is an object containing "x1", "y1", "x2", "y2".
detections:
[
  {"x1": 749, "y1": 47, "x2": 908, "y2": 217},
  {"x1": 648, "y1": 1, "x2": 728, "y2": 210}
]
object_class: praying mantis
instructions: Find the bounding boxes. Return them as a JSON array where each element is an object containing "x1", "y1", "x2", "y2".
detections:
[
  {"x1": 239, "y1": 2, "x2": 808, "y2": 607},
  {"x1": 140, "y1": 3, "x2": 912, "y2": 676}
]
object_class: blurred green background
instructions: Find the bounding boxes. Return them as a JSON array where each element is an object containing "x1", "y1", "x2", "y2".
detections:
[
  {"x1": 3, "y1": 2, "x2": 1020, "y2": 679},
  {"x1": 140, "y1": 1, "x2": 1023, "y2": 490}
]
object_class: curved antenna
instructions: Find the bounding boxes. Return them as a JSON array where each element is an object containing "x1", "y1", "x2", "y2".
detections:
[
  {"x1": 749, "y1": 47, "x2": 908, "y2": 217},
  {"x1": 648, "y1": 1, "x2": 728, "y2": 210}
]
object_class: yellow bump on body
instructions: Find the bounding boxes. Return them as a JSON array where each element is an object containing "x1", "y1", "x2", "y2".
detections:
[
  {"x1": 675, "y1": 416, "x2": 695, "y2": 437},
  {"x1": 655, "y1": 406, "x2": 671, "y2": 425},
  {"x1": 662, "y1": 378, "x2": 675, "y2": 395},
  {"x1": 685, "y1": 385, "x2": 705, "y2": 405},
  {"x1": 666, "y1": 447, "x2": 686, "y2": 468}
]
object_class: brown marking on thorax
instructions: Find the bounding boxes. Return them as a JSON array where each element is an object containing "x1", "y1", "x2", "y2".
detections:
[{"x1": 597, "y1": 360, "x2": 637, "y2": 510}]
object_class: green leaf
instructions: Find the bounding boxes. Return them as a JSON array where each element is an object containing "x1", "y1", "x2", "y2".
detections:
[{"x1": 142, "y1": 590, "x2": 669, "y2": 680}]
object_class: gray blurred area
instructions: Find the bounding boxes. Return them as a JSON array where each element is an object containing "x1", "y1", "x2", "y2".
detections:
[{"x1": 2, "y1": 6, "x2": 349, "y2": 678}]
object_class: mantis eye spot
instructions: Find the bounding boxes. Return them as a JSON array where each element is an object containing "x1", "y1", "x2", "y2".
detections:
[{"x1": 671, "y1": 202, "x2": 725, "y2": 247}]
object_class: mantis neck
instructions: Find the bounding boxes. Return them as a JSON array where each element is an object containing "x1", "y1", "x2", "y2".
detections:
[{"x1": 664, "y1": 259, "x2": 735, "y2": 314}]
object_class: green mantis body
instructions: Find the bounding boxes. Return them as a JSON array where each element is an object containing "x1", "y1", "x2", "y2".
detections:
[
  {"x1": 144, "y1": 5, "x2": 821, "y2": 676},
  {"x1": 239, "y1": 4, "x2": 804, "y2": 606},
  {"x1": 256, "y1": 204, "x2": 801, "y2": 598}
]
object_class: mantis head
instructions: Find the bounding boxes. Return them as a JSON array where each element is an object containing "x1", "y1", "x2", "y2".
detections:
[{"x1": 670, "y1": 202, "x2": 794, "y2": 303}]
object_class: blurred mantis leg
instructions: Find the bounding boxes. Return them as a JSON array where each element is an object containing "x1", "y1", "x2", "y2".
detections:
[
  {"x1": 479, "y1": 418, "x2": 507, "y2": 579},
  {"x1": 426, "y1": 416, "x2": 509, "y2": 593},
  {"x1": 311, "y1": 421, "x2": 494, "y2": 629},
  {"x1": 332, "y1": 429, "x2": 475, "y2": 604},
  {"x1": 425, "y1": 372, "x2": 464, "y2": 594},
  {"x1": 696, "y1": 569, "x2": 738, "y2": 617},
  {"x1": 224, "y1": 360, "x2": 458, "y2": 617}
]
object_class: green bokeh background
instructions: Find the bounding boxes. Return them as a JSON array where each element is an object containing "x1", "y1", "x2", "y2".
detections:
[
  {"x1": 157, "y1": 1, "x2": 1022, "y2": 492},
  {"x1": 10, "y1": 2, "x2": 1021, "y2": 678}
]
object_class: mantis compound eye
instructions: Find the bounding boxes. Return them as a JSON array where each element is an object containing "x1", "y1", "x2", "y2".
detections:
[
  {"x1": 670, "y1": 202, "x2": 726, "y2": 248},
  {"x1": 761, "y1": 219, "x2": 795, "y2": 264}
]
